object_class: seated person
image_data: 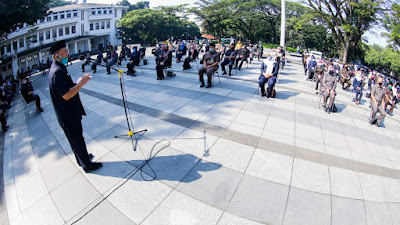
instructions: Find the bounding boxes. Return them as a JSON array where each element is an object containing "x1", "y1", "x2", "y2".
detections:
[
  {"x1": 221, "y1": 44, "x2": 237, "y2": 76},
  {"x1": 198, "y1": 43, "x2": 220, "y2": 88},
  {"x1": 341, "y1": 64, "x2": 352, "y2": 90},
  {"x1": 235, "y1": 44, "x2": 250, "y2": 70},
  {"x1": 370, "y1": 77, "x2": 386, "y2": 127},
  {"x1": 259, "y1": 53, "x2": 279, "y2": 98},
  {"x1": 127, "y1": 46, "x2": 141, "y2": 76},
  {"x1": 117, "y1": 49, "x2": 125, "y2": 65},
  {"x1": 353, "y1": 73, "x2": 363, "y2": 105},
  {"x1": 322, "y1": 66, "x2": 338, "y2": 113},
  {"x1": 0, "y1": 83, "x2": 13, "y2": 107},
  {"x1": 183, "y1": 45, "x2": 198, "y2": 70},
  {"x1": 176, "y1": 42, "x2": 187, "y2": 63},
  {"x1": 106, "y1": 50, "x2": 118, "y2": 74},
  {"x1": 384, "y1": 82, "x2": 394, "y2": 111},
  {"x1": 314, "y1": 60, "x2": 325, "y2": 93},
  {"x1": 20, "y1": 77, "x2": 44, "y2": 112},
  {"x1": 0, "y1": 99, "x2": 8, "y2": 132},
  {"x1": 307, "y1": 56, "x2": 317, "y2": 80},
  {"x1": 156, "y1": 45, "x2": 172, "y2": 80},
  {"x1": 92, "y1": 51, "x2": 103, "y2": 73},
  {"x1": 81, "y1": 53, "x2": 91, "y2": 72},
  {"x1": 139, "y1": 44, "x2": 146, "y2": 58}
]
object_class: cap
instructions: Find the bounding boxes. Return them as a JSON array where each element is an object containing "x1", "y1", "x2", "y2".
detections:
[
  {"x1": 209, "y1": 43, "x2": 216, "y2": 47},
  {"x1": 50, "y1": 40, "x2": 66, "y2": 54}
]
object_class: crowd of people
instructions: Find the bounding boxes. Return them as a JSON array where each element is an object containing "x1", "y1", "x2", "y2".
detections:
[{"x1": 303, "y1": 51, "x2": 400, "y2": 126}]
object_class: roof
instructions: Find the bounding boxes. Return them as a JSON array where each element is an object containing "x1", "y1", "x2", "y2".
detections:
[
  {"x1": 49, "y1": 3, "x2": 127, "y2": 13},
  {"x1": 201, "y1": 34, "x2": 217, "y2": 40}
]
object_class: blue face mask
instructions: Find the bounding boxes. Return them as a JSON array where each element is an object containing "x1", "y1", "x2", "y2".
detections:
[
  {"x1": 57, "y1": 55, "x2": 69, "y2": 65},
  {"x1": 209, "y1": 48, "x2": 215, "y2": 53}
]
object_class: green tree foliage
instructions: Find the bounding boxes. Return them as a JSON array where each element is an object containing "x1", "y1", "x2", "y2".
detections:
[
  {"x1": 304, "y1": 0, "x2": 383, "y2": 63},
  {"x1": 364, "y1": 44, "x2": 400, "y2": 78},
  {"x1": 383, "y1": 2, "x2": 400, "y2": 48},
  {"x1": 47, "y1": 0, "x2": 74, "y2": 8},
  {"x1": 0, "y1": 0, "x2": 50, "y2": 36},
  {"x1": 117, "y1": 0, "x2": 149, "y2": 11},
  {"x1": 118, "y1": 6, "x2": 201, "y2": 45}
]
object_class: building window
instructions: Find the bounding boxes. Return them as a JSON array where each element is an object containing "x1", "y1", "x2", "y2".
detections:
[
  {"x1": 72, "y1": 26, "x2": 76, "y2": 34},
  {"x1": 47, "y1": 16, "x2": 51, "y2": 22},
  {"x1": 59, "y1": 28, "x2": 63, "y2": 36},
  {"x1": 104, "y1": 10, "x2": 107, "y2": 14},
  {"x1": 106, "y1": 21, "x2": 110, "y2": 29},
  {"x1": 67, "y1": 13, "x2": 71, "y2": 18},
  {"x1": 40, "y1": 18, "x2": 45, "y2": 23},
  {"x1": 115, "y1": 9, "x2": 117, "y2": 17},
  {"x1": 92, "y1": 11, "x2": 95, "y2": 15},
  {"x1": 46, "y1": 30, "x2": 50, "y2": 39},
  {"x1": 53, "y1": 15, "x2": 58, "y2": 20},
  {"x1": 95, "y1": 23, "x2": 99, "y2": 30},
  {"x1": 98, "y1": 10, "x2": 101, "y2": 14},
  {"x1": 109, "y1": 9, "x2": 112, "y2": 14},
  {"x1": 52, "y1": 29, "x2": 57, "y2": 38},
  {"x1": 19, "y1": 38, "x2": 24, "y2": 48},
  {"x1": 60, "y1": 14, "x2": 65, "y2": 19},
  {"x1": 7, "y1": 44, "x2": 11, "y2": 53},
  {"x1": 101, "y1": 22, "x2": 105, "y2": 29},
  {"x1": 65, "y1": 27, "x2": 70, "y2": 35},
  {"x1": 90, "y1": 23, "x2": 93, "y2": 31},
  {"x1": 81, "y1": 24, "x2": 84, "y2": 34},
  {"x1": 81, "y1": 11, "x2": 84, "y2": 20},
  {"x1": 39, "y1": 32, "x2": 43, "y2": 41},
  {"x1": 13, "y1": 41, "x2": 17, "y2": 51},
  {"x1": 73, "y1": 12, "x2": 78, "y2": 17}
]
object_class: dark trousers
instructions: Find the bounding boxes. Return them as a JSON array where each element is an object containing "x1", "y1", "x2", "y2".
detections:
[
  {"x1": 221, "y1": 59, "x2": 234, "y2": 74},
  {"x1": 0, "y1": 104, "x2": 7, "y2": 130},
  {"x1": 355, "y1": 89, "x2": 362, "y2": 102},
  {"x1": 81, "y1": 61, "x2": 90, "y2": 71},
  {"x1": 106, "y1": 62, "x2": 115, "y2": 73},
  {"x1": 26, "y1": 95, "x2": 41, "y2": 110},
  {"x1": 177, "y1": 53, "x2": 183, "y2": 61},
  {"x1": 61, "y1": 119, "x2": 92, "y2": 169},
  {"x1": 258, "y1": 52, "x2": 262, "y2": 61},
  {"x1": 183, "y1": 58, "x2": 192, "y2": 70},
  {"x1": 156, "y1": 65, "x2": 166, "y2": 79},
  {"x1": 259, "y1": 76, "x2": 277, "y2": 97},
  {"x1": 198, "y1": 66, "x2": 218, "y2": 85},
  {"x1": 235, "y1": 57, "x2": 247, "y2": 69},
  {"x1": 127, "y1": 61, "x2": 138, "y2": 75}
]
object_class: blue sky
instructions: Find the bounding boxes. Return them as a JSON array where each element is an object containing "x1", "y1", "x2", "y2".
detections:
[{"x1": 87, "y1": 0, "x2": 388, "y2": 47}]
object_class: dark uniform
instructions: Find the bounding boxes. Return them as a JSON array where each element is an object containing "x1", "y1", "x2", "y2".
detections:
[
  {"x1": 198, "y1": 51, "x2": 220, "y2": 88},
  {"x1": 21, "y1": 80, "x2": 43, "y2": 111},
  {"x1": 49, "y1": 60, "x2": 93, "y2": 170},
  {"x1": 259, "y1": 59, "x2": 279, "y2": 97},
  {"x1": 220, "y1": 49, "x2": 237, "y2": 76},
  {"x1": 235, "y1": 47, "x2": 250, "y2": 70}
]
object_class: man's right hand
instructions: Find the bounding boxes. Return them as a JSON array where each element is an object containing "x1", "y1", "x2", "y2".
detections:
[{"x1": 80, "y1": 73, "x2": 91, "y2": 86}]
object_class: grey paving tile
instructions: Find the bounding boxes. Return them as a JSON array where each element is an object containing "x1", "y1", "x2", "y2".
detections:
[
  {"x1": 389, "y1": 203, "x2": 400, "y2": 225},
  {"x1": 269, "y1": 107, "x2": 296, "y2": 122},
  {"x1": 228, "y1": 121, "x2": 263, "y2": 137},
  {"x1": 94, "y1": 125, "x2": 130, "y2": 151},
  {"x1": 142, "y1": 190, "x2": 223, "y2": 225},
  {"x1": 358, "y1": 173, "x2": 387, "y2": 202},
  {"x1": 21, "y1": 195, "x2": 64, "y2": 225},
  {"x1": 15, "y1": 171, "x2": 48, "y2": 211},
  {"x1": 217, "y1": 212, "x2": 263, "y2": 225},
  {"x1": 283, "y1": 187, "x2": 331, "y2": 225},
  {"x1": 50, "y1": 173, "x2": 101, "y2": 221},
  {"x1": 295, "y1": 123, "x2": 324, "y2": 144},
  {"x1": 177, "y1": 161, "x2": 241, "y2": 209},
  {"x1": 30, "y1": 132, "x2": 58, "y2": 154},
  {"x1": 242, "y1": 101, "x2": 271, "y2": 115},
  {"x1": 107, "y1": 174, "x2": 172, "y2": 224},
  {"x1": 234, "y1": 110, "x2": 268, "y2": 129},
  {"x1": 322, "y1": 130, "x2": 349, "y2": 150},
  {"x1": 329, "y1": 166, "x2": 363, "y2": 199},
  {"x1": 40, "y1": 156, "x2": 79, "y2": 192},
  {"x1": 246, "y1": 149, "x2": 293, "y2": 186},
  {"x1": 226, "y1": 175, "x2": 288, "y2": 224},
  {"x1": 291, "y1": 158, "x2": 330, "y2": 194},
  {"x1": 74, "y1": 200, "x2": 135, "y2": 225},
  {"x1": 381, "y1": 177, "x2": 400, "y2": 202},
  {"x1": 364, "y1": 201, "x2": 393, "y2": 225},
  {"x1": 332, "y1": 196, "x2": 366, "y2": 225},
  {"x1": 83, "y1": 118, "x2": 116, "y2": 138},
  {"x1": 170, "y1": 129, "x2": 219, "y2": 158}
]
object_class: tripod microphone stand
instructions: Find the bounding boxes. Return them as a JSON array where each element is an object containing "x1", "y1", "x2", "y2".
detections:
[{"x1": 87, "y1": 57, "x2": 147, "y2": 151}]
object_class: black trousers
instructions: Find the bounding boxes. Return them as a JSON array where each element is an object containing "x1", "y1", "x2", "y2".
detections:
[
  {"x1": 235, "y1": 57, "x2": 247, "y2": 69},
  {"x1": 156, "y1": 65, "x2": 166, "y2": 79},
  {"x1": 61, "y1": 119, "x2": 92, "y2": 169},
  {"x1": 0, "y1": 104, "x2": 7, "y2": 130},
  {"x1": 26, "y1": 95, "x2": 41, "y2": 110},
  {"x1": 81, "y1": 61, "x2": 90, "y2": 71}
]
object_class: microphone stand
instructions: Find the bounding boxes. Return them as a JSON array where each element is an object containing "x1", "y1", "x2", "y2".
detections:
[{"x1": 88, "y1": 57, "x2": 147, "y2": 151}]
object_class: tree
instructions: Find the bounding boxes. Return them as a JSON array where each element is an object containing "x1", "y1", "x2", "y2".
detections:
[
  {"x1": 0, "y1": 0, "x2": 51, "y2": 36},
  {"x1": 383, "y1": 2, "x2": 400, "y2": 48},
  {"x1": 304, "y1": 0, "x2": 383, "y2": 63},
  {"x1": 47, "y1": 0, "x2": 75, "y2": 8},
  {"x1": 117, "y1": 0, "x2": 149, "y2": 12}
]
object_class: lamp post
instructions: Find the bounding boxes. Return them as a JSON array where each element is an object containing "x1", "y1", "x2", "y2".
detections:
[{"x1": 280, "y1": 0, "x2": 286, "y2": 48}]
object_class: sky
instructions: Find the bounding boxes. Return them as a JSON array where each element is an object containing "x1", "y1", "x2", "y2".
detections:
[{"x1": 86, "y1": 0, "x2": 388, "y2": 47}]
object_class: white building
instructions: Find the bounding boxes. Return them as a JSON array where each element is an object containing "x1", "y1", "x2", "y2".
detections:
[{"x1": 0, "y1": 2, "x2": 128, "y2": 77}]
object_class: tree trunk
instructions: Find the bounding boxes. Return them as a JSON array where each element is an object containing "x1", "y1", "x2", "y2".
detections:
[{"x1": 343, "y1": 40, "x2": 350, "y2": 63}]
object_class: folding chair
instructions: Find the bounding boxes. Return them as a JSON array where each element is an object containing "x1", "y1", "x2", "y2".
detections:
[
  {"x1": 163, "y1": 66, "x2": 176, "y2": 78},
  {"x1": 212, "y1": 70, "x2": 220, "y2": 85},
  {"x1": 317, "y1": 91, "x2": 325, "y2": 109},
  {"x1": 20, "y1": 91, "x2": 35, "y2": 119}
]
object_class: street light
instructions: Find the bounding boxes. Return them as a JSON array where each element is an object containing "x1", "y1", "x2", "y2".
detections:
[{"x1": 280, "y1": 0, "x2": 286, "y2": 48}]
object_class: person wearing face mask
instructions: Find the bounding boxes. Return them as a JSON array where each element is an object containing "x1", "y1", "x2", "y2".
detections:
[
  {"x1": 183, "y1": 44, "x2": 198, "y2": 70},
  {"x1": 198, "y1": 43, "x2": 220, "y2": 88},
  {"x1": 389, "y1": 85, "x2": 398, "y2": 114},
  {"x1": 106, "y1": 49, "x2": 118, "y2": 75},
  {"x1": 176, "y1": 42, "x2": 187, "y2": 63},
  {"x1": 340, "y1": 64, "x2": 351, "y2": 90},
  {"x1": 21, "y1": 76, "x2": 44, "y2": 112},
  {"x1": 127, "y1": 46, "x2": 140, "y2": 76},
  {"x1": 370, "y1": 77, "x2": 386, "y2": 127},
  {"x1": 91, "y1": 50, "x2": 103, "y2": 73},
  {"x1": 307, "y1": 56, "x2": 317, "y2": 80},
  {"x1": 384, "y1": 82, "x2": 394, "y2": 112},
  {"x1": 220, "y1": 44, "x2": 237, "y2": 76},
  {"x1": 235, "y1": 44, "x2": 250, "y2": 70},
  {"x1": 48, "y1": 40, "x2": 102, "y2": 173},
  {"x1": 322, "y1": 66, "x2": 338, "y2": 113},
  {"x1": 156, "y1": 45, "x2": 172, "y2": 80},
  {"x1": 353, "y1": 72, "x2": 363, "y2": 105},
  {"x1": 257, "y1": 44, "x2": 263, "y2": 62},
  {"x1": 259, "y1": 53, "x2": 279, "y2": 98},
  {"x1": 314, "y1": 60, "x2": 325, "y2": 93}
]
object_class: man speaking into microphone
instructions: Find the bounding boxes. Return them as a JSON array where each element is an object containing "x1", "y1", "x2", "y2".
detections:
[{"x1": 48, "y1": 40, "x2": 102, "y2": 173}]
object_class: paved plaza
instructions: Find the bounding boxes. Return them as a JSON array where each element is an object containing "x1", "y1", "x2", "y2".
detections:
[{"x1": 2, "y1": 52, "x2": 400, "y2": 225}]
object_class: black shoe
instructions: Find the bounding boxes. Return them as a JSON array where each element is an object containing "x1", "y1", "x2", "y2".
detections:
[
  {"x1": 78, "y1": 154, "x2": 95, "y2": 166},
  {"x1": 206, "y1": 84, "x2": 212, "y2": 88},
  {"x1": 200, "y1": 82, "x2": 205, "y2": 88},
  {"x1": 229, "y1": 73, "x2": 232, "y2": 76},
  {"x1": 107, "y1": 72, "x2": 111, "y2": 74},
  {"x1": 238, "y1": 68, "x2": 241, "y2": 71},
  {"x1": 93, "y1": 71, "x2": 96, "y2": 73},
  {"x1": 2, "y1": 127, "x2": 7, "y2": 132},
  {"x1": 222, "y1": 71, "x2": 227, "y2": 75},
  {"x1": 83, "y1": 162, "x2": 103, "y2": 173},
  {"x1": 37, "y1": 108, "x2": 44, "y2": 113},
  {"x1": 261, "y1": 93, "x2": 266, "y2": 97}
]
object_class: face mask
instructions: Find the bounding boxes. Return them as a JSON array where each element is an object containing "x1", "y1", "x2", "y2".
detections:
[
  {"x1": 210, "y1": 48, "x2": 215, "y2": 53},
  {"x1": 107, "y1": 49, "x2": 110, "y2": 52},
  {"x1": 378, "y1": 82, "x2": 383, "y2": 85},
  {"x1": 329, "y1": 70, "x2": 334, "y2": 75},
  {"x1": 389, "y1": 86, "x2": 392, "y2": 90},
  {"x1": 267, "y1": 56, "x2": 273, "y2": 61},
  {"x1": 57, "y1": 55, "x2": 69, "y2": 65},
  {"x1": 133, "y1": 49, "x2": 137, "y2": 52},
  {"x1": 318, "y1": 63, "x2": 323, "y2": 66}
]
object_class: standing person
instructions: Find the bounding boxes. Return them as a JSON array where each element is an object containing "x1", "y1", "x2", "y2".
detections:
[
  {"x1": 389, "y1": 85, "x2": 398, "y2": 114},
  {"x1": 257, "y1": 44, "x2": 263, "y2": 62},
  {"x1": 384, "y1": 82, "x2": 394, "y2": 112},
  {"x1": 314, "y1": 60, "x2": 325, "y2": 94},
  {"x1": 48, "y1": 40, "x2": 102, "y2": 173},
  {"x1": 370, "y1": 77, "x2": 386, "y2": 127}
]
